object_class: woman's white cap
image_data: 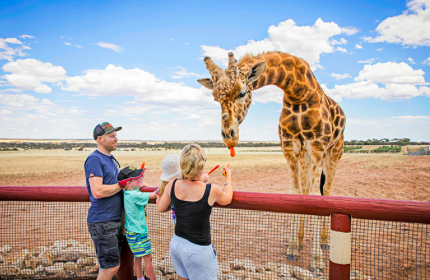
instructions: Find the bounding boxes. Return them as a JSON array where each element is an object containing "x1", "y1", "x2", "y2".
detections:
[{"x1": 160, "y1": 154, "x2": 181, "y2": 182}]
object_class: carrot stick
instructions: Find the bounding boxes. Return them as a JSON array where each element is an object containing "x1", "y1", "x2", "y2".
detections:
[
  {"x1": 223, "y1": 163, "x2": 230, "y2": 176},
  {"x1": 230, "y1": 147, "x2": 235, "y2": 157},
  {"x1": 140, "y1": 161, "x2": 145, "y2": 169},
  {"x1": 207, "y1": 165, "x2": 219, "y2": 174}
]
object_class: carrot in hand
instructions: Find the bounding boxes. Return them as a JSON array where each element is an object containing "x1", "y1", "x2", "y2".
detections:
[
  {"x1": 230, "y1": 147, "x2": 235, "y2": 157},
  {"x1": 223, "y1": 163, "x2": 231, "y2": 176},
  {"x1": 208, "y1": 165, "x2": 219, "y2": 174}
]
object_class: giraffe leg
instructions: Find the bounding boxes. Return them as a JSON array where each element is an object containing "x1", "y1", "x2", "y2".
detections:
[
  {"x1": 298, "y1": 152, "x2": 311, "y2": 249},
  {"x1": 310, "y1": 216, "x2": 325, "y2": 271},
  {"x1": 309, "y1": 150, "x2": 325, "y2": 271},
  {"x1": 320, "y1": 135, "x2": 344, "y2": 250},
  {"x1": 283, "y1": 149, "x2": 301, "y2": 262}
]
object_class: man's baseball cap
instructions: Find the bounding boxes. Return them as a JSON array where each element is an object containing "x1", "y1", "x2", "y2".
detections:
[
  {"x1": 118, "y1": 166, "x2": 146, "y2": 187},
  {"x1": 93, "y1": 122, "x2": 122, "y2": 140}
]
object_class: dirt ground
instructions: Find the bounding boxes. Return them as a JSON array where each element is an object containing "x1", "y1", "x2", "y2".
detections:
[
  {"x1": 2, "y1": 154, "x2": 429, "y2": 202},
  {"x1": 1, "y1": 153, "x2": 430, "y2": 279}
]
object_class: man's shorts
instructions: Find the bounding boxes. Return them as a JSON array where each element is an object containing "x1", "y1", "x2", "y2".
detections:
[
  {"x1": 125, "y1": 230, "x2": 152, "y2": 257},
  {"x1": 87, "y1": 220, "x2": 123, "y2": 269},
  {"x1": 169, "y1": 234, "x2": 218, "y2": 280}
]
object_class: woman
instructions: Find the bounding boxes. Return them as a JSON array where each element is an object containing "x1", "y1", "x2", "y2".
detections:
[{"x1": 157, "y1": 143, "x2": 233, "y2": 280}]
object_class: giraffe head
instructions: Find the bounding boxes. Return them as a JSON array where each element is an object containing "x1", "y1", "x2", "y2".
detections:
[{"x1": 198, "y1": 52, "x2": 265, "y2": 148}]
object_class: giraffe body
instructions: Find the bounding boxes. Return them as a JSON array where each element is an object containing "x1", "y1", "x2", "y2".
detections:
[{"x1": 198, "y1": 51, "x2": 346, "y2": 270}]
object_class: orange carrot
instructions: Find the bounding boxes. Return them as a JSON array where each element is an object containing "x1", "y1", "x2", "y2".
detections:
[
  {"x1": 230, "y1": 147, "x2": 235, "y2": 157},
  {"x1": 140, "y1": 161, "x2": 145, "y2": 169},
  {"x1": 223, "y1": 163, "x2": 231, "y2": 176},
  {"x1": 207, "y1": 165, "x2": 219, "y2": 174}
]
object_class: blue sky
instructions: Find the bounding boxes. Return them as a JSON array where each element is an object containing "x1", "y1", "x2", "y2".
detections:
[{"x1": 0, "y1": 0, "x2": 429, "y2": 141}]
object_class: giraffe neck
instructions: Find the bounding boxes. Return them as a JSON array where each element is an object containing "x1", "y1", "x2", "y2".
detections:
[{"x1": 241, "y1": 52, "x2": 322, "y2": 104}]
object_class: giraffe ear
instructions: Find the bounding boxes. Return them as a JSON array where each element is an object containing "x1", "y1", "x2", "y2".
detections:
[
  {"x1": 246, "y1": 61, "x2": 266, "y2": 82},
  {"x1": 197, "y1": 78, "x2": 214, "y2": 90}
]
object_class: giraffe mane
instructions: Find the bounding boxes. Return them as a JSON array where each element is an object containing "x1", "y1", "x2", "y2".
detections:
[{"x1": 237, "y1": 51, "x2": 281, "y2": 67}]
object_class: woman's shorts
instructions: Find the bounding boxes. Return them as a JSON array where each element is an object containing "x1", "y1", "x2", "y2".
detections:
[
  {"x1": 125, "y1": 230, "x2": 152, "y2": 257},
  {"x1": 170, "y1": 234, "x2": 218, "y2": 280}
]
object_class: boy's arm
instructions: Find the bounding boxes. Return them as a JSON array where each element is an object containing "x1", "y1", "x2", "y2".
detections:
[{"x1": 149, "y1": 191, "x2": 157, "y2": 200}]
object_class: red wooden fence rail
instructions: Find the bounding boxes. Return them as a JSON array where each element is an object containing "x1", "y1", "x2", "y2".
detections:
[
  {"x1": 1, "y1": 186, "x2": 430, "y2": 224},
  {"x1": 2, "y1": 186, "x2": 430, "y2": 280}
]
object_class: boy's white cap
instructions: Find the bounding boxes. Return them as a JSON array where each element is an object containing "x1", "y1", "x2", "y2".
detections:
[{"x1": 160, "y1": 154, "x2": 181, "y2": 182}]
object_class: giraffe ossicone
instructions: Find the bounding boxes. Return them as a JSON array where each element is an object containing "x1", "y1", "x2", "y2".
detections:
[{"x1": 198, "y1": 51, "x2": 346, "y2": 270}]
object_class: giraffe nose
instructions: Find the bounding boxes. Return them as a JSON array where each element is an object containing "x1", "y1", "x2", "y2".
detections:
[
  {"x1": 222, "y1": 128, "x2": 236, "y2": 140},
  {"x1": 222, "y1": 113, "x2": 229, "y2": 121}
]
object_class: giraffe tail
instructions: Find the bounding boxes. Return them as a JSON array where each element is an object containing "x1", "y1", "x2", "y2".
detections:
[{"x1": 320, "y1": 171, "x2": 326, "y2": 196}]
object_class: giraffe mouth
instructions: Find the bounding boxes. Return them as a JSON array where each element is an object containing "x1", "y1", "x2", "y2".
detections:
[{"x1": 221, "y1": 129, "x2": 238, "y2": 149}]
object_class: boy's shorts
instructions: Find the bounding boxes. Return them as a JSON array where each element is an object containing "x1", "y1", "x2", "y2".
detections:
[
  {"x1": 125, "y1": 229, "x2": 152, "y2": 257},
  {"x1": 87, "y1": 220, "x2": 123, "y2": 269}
]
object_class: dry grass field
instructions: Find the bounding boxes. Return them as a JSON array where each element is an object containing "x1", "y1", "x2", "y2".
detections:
[
  {"x1": 1, "y1": 145, "x2": 430, "y2": 279},
  {"x1": 1, "y1": 146, "x2": 429, "y2": 202}
]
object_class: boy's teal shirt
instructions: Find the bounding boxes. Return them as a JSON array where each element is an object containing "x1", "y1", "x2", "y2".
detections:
[{"x1": 124, "y1": 187, "x2": 150, "y2": 234}]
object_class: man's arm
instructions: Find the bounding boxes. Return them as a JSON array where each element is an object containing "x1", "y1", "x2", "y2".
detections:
[{"x1": 88, "y1": 176, "x2": 123, "y2": 199}]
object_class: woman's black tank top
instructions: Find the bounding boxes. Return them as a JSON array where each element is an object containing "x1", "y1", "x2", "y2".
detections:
[{"x1": 170, "y1": 179, "x2": 213, "y2": 245}]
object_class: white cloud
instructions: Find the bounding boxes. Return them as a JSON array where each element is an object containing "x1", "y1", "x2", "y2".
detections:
[
  {"x1": 331, "y1": 38, "x2": 348, "y2": 45},
  {"x1": 185, "y1": 114, "x2": 201, "y2": 119},
  {"x1": 75, "y1": 44, "x2": 83, "y2": 49},
  {"x1": 391, "y1": 115, "x2": 430, "y2": 119},
  {"x1": 355, "y1": 62, "x2": 426, "y2": 84},
  {"x1": 423, "y1": 56, "x2": 430, "y2": 65},
  {"x1": 0, "y1": 93, "x2": 55, "y2": 109},
  {"x1": 62, "y1": 64, "x2": 214, "y2": 106},
  {"x1": 170, "y1": 66, "x2": 203, "y2": 79},
  {"x1": 355, "y1": 44, "x2": 363, "y2": 49},
  {"x1": 334, "y1": 47, "x2": 348, "y2": 53},
  {"x1": 376, "y1": 48, "x2": 383, "y2": 51},
  {"x1": 324, "y1": 62, "x2": 430, "y2": 101},
  {"x1": 1, "y1": 110, "x2": 12, "y2": 114},
  {"x1": 382, "y1": 83, "x2": 428, "y2": 100},
  {"x1": 408, "y1": 57, "x2": 416, "y2": 64},
  {"x1": 63, "y1": 41, "x2": 71, "y2": 46},
  {"x1": 20, "y1": 35, "x2": 35, "y2": 39},
  {"x1": 0, "y1": 37, "x2": 31, "y2": 61},
  {"x1": 358, "y1": 58, "x2": 377, "y2": 64},
  {"x1": 4, "y1": 38, "x2": 22, "y2": 44},
  {"x1": 345, "y1": 116, "x2": 430, "y2": 141},
  {"x1": 201, "y1": 18, "x2": 358, "y2": 70},
  {"x1": 97, "y1": 42, "x2": 123, "y2": 53},
  {"x1": 252, "y1": 85, "x2": 284, "y2": 104},
  {"x1": 331, "y1": 73, "x2": 351, "y2": 80},
  {"x1": 322, "y1": 81, "x2": 386, "y2": 102},
  {"x1": 2, "y1": 59, "x2": 67, "y2": 93},
  {"x1": 363, "y1": 0, "x2": 430, "y2": 46}
]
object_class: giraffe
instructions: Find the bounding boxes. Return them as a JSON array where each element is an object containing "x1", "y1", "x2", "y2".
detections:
[{"x1": 198, "y1": 51, "x2": 346, "y2": 270}]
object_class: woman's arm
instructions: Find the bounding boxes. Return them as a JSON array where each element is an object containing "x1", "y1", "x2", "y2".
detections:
[
  {"x1": 157, "y1": 179, "x2": 174, "y2": 212},
  {"x1": 210, "y1": 166, "x2": 233, "y2": 206}
]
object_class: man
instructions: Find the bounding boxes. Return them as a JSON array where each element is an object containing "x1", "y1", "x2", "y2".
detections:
[{"x1": 84, "y1": 122, "x2": 124, "y2": 280}]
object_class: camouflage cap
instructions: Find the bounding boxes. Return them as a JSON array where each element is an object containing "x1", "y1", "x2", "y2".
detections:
[{"x1": 93, "y1": 122, "x2": 122, "y2": 140}]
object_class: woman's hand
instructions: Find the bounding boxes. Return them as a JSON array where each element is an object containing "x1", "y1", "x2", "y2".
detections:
[{"x1": 201, "y1": 173, "x2": 209, "y2": 183}]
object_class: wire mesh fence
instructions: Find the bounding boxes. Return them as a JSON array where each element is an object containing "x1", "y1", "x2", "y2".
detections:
[{"x1": 1, "y1": 200, "x2": 429, "y2": 279}]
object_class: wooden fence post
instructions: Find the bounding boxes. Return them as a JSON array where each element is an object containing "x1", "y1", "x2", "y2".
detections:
[
  {"x1": 329, "y1": 214, "x2": 351, "y2": 280},
  {"x1": 117, "y1": 235, "x2": 134, "y2": 280}
]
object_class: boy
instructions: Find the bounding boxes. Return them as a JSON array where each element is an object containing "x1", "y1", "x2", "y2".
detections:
[{"x1": 118, "y1": 166, "x2": 157, "y2": 280}]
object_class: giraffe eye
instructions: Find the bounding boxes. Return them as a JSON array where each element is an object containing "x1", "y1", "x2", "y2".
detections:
[{"x1": 239, "y1": 90, "x2": 246, "y2": 98}]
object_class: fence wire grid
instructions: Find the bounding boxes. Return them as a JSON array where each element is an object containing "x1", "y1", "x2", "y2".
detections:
[{"x1": 0, "y1": 200, "x2": 429, "y2": 280}]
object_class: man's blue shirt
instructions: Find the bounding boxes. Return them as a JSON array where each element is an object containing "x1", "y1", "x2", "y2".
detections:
[{"x1": 84, "y1": 150, "x2": 123, "y2": 223}]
